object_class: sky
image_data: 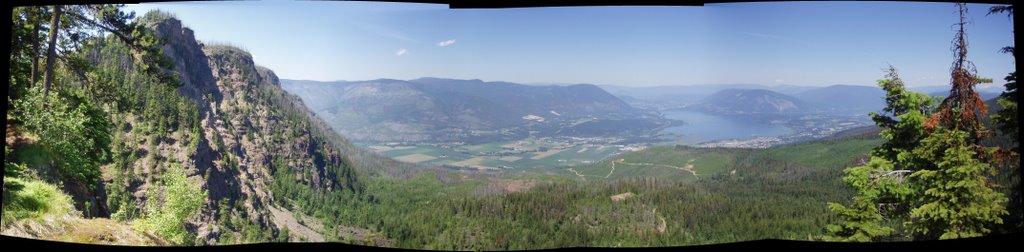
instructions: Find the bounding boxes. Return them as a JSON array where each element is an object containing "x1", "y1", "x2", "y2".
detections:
[{"x1": 123, "y1": 1, "x2": 1015, "y2": 88}]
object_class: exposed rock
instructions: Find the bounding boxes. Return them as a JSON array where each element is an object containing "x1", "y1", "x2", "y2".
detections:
[
  {"x1": 610, "y1": 192, "x2": 635, "y2": 202},
  {"x1": 83, "y1": 12, "x2": 366, "y2": 244}
]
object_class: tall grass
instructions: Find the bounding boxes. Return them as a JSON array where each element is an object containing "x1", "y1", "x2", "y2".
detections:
[{"x1": 2, "y1": 177, "x2": 76, "y2": 225}]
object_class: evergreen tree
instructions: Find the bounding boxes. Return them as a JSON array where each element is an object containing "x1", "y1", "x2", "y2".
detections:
[
  {"x1": 908, "y1": 118, "x2": 1008, "y2": 239},
  {"x1": 985, "y1": 3, "x2": 1020, "y2": 235},
  {"x1": 829, "y1": 3, "x2": 1009, "y2": 241},
  {"x1": 988, "y1": 5, "x2": 1017, "y2": 143},
  {"x1": 992, "y1": 72, "x2": 1017, "y2": 142},
  {"x1": 906, "y1": 4, "x2": 1008, "y2": 239},
  {"x1": 825, "y1": 67, "x2": 929, "y2": 242},
  {"x1": 21, "y1": 4, "x2": 175, "y2": 102}
]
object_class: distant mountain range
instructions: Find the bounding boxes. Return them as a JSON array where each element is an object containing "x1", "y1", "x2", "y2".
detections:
[
  {"x1": 794, "y1": 85, "x2": 886, "y2": 115},
  {"x1": 691, "y1": 89, "x2": 812, "y2": 114},
  {"x1": 281, "y1": 78, "x2": 665, "y2": 143},
  {"x1": 281, "y1": 77, "x2": 1010, "y2": 143},
  {"x1": 599, "y1": 84, "x2": 817, "y2": 101},
  {"x1": 602, "y1": 83, "x2": 1005, "y2": 116}
]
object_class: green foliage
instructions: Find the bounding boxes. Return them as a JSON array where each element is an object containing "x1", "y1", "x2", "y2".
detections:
[
  {"x1": 135, "y1": 163, "x2": 208, "y2": 245},
  {"x1": 992, "y1": 72, "x2": 1017, "y2": 141},
  {"x1": 908, "y1": 124, "x2": 1008, "y2": 239},
  {"x1": 7, "y1": 6, "x2": 45, "y2": 101},
  {"x1": 214, "y1": 199, "x2": 284, "y2": 245},
  {"x1": 11, "y1": 86, "x2": 111, "y2": 185},
  {"x1": 826, "y1": 70, "x2": 934, "y2": 242},
  {"x1": 823, "y1": 157, "x2": 909, "y2": 242},
  {"x1": 4, "y1": 147, "x2": 27, "y2": 178},
  {"x1": 279, "y1": 136, "x2": 880, "y2": 249},
  {"x1": 869, "y1": 70, "x2": 938, "y2": 169},
  {"x1": 828, "y1": 60, "x2": 1011, "y2": 241}
]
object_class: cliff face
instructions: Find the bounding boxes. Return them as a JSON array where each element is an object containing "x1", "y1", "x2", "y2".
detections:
[{"x1": 98, "y1": 13, "x2": 362, "y2": 244}]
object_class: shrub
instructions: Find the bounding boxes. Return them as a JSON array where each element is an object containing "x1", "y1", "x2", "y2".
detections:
[
  {"x1": 11, "y1": 87, "x2": 111, "y2": 186},
  {"x1": 135, "y1": 163, "x2": 207, "y2": 245}
]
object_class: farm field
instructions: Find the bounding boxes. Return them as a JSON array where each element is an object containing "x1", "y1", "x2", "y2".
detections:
[{"x1": 365, "y1": 138, "x2": 627, "y2": 170}]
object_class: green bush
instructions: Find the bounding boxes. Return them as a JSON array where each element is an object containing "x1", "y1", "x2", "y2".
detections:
[
  {"x1": 11, "y1": 87, "x2": 112, "y2": 186},
  {"x1": 135, "y1": 163, "x2": 208, "y2": 245}
]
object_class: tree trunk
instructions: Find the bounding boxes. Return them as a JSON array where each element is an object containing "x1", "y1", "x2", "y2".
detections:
[
  {"x1": 30, "y1": 8, "x2": 41, "y2": 88},
  {"x1": 10, "y1": 11, "x2": 17, "y2": 60},
  {"x1": 43, "y1": 5, "x2": 62, "y2": 99}
]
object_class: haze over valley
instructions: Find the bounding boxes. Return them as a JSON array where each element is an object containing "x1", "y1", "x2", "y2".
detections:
[
  {"x1": 4, "y1": 1, "x2": 1017, "y2": 249},
  {"x1": 282, "y1": 77, "x2": 903, "y2": 171}
]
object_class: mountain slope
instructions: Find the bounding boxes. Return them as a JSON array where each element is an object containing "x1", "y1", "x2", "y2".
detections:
[
  {"x1": 795, "y1": 85, "x2": 886, "y2": 115},
  {"x1": 691, "y1": 89, "x2": 814, "y2": 114},
  {"x1": 0, "y1": 11, "x2": 391, "y2": 245},
  {"x1": 598, "y1": 84, "x2": 819, "y2": 104},
  {"x1": 281, "y1": 78, "x2": 650, "y2": 143}
]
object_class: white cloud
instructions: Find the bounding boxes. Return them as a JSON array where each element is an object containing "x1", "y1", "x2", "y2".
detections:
[
  {"x1": 396, "y1": 49, "x2": 408, "y2": 56},
  {"x1": 438, "y1": 39, "x2": 456, "y2": 47},
  {"x1": 774, "y1": 79, "x2": 785, "y2": 83}
]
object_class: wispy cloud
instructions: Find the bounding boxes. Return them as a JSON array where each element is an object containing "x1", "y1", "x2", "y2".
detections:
[
  {"x1": 356, "y1": 22, "x2": 418, "y2": 43},
  {"x1": 396, "y1": 48, "x2": 408, "y2": 56},
  {"x1": 740, "y1": 32, "x2": 812, "y2": 47},
  {"x1": 438, "y1": 39, "x2": 456, "y2": 47}
]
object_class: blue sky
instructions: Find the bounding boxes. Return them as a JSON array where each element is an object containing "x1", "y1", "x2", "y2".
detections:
[{"x1": 123, "y1": 1, "x2": 1014, "y2": 87}]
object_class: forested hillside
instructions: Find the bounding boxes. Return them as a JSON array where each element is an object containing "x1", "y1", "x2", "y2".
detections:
[
  {"x1": 4, "y1": 3, "x2": 1018, "y2": 249},
  {"x1": 303, "y1": 131, "x2": 888, "y2": 249},
  {"x1": 5, "y1": 8, "x2": 374, "y2": 244}
]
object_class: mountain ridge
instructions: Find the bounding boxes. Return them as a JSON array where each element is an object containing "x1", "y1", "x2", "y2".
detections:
[
  {"x1": 690, "y1": 88, "x2": 813, "y2": 114},
  {"x1": 280, "y1": 78, "x2": 656, "y2": 143}
]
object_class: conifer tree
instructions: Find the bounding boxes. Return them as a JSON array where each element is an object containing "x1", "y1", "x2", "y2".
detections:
[
  {"x1": 906, "y1": 4, "x2": 1008, "y2": 239},
  {"x1": 825, "y1": 67, "x2": 931, "y2": 242},
  {"x1": 829, "y1": 3, "x2": 1009, "y2": 241}
]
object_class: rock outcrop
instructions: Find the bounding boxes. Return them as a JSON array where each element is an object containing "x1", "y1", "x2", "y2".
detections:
[{"x1": 104, "y1": 12, "x2": 364, "y2": 244}]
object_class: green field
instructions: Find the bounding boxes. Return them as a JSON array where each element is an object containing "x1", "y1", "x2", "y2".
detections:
[
  {"x1": 566, "y1": 146, "x2": 739, "y2": 181},
  {"x1": 369, "y1": 135, "x2": 885, "y2": 188},
  {"x1": 374, "y1": 140, "x2": 623, "y2": 170}
]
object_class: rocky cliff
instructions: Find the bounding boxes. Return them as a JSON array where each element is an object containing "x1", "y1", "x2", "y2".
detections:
[{"x1": 94, "y1": 12, "x2": 365, "y2": 244}]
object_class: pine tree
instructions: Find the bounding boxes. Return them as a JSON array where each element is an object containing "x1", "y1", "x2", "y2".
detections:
[
  {"x1": 992, "y1": 72, "x2": 1017, "y2": 142},
  {"x1": 988, "y1": 5, "x2": 1017, "y2": 143},
  {"x1": 825, "y1": 67, "x2": 930, "y2": 242},
  {"x1": 906, "y1": 3, "x2": 1008, "y2": 240},
  {"x1": 986, "y1": 4, "x2": 1021, "y2": 235},
  {"x1": 29, "y1": 4, "x2": 175, "y2": 102},
  {"x1": 908, "y1": 118, "x2": 1008, "y2": 239},
  {"x1": 829, "y1": 3, "x2": 1010, "y2": 241}
]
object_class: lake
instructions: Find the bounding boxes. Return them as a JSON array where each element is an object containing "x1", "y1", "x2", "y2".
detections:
[{"x1": 660, "y1": 110, "x2": 792, "y2": 144}]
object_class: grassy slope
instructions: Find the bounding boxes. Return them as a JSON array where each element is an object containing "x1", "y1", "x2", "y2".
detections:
[
  {"x1": 565, "y1": 136, "x2": 882, "y2": 181},
  {"x1": 3, "y1": 159, "x2": 166, "y2": 245}
]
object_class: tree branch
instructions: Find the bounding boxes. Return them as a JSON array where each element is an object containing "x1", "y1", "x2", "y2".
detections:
[
  {"x1": 66, "y1": 10, "x2": 138, "y2": 50},
  {"x1": 56, "y1": 49, "x2": 91, "y2": 89}
]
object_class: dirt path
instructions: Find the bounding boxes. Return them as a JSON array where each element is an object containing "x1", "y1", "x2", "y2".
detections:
[
  {"x1": 268, "y1": 205, "x2": 325, "y2": 242},
  {"x1": 609, "y1": 159, "x2": 699, "y2": 178},
  {"x1": 654, "y1": 207, "x2": 667, "y2": 234},
  {"x1": 567, "y1": 168, "x2": 588, "y2": 181},
  {"x1": 604, "y1": 159, "x2": 622, "y2": 178}
]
